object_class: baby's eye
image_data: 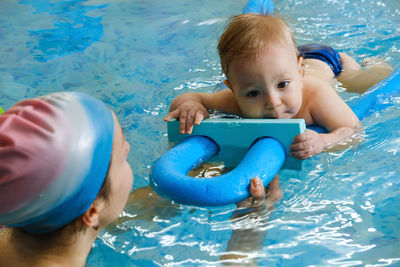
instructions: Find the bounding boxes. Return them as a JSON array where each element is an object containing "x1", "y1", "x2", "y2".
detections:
[
  {"x1": 277, "y1": 81, "x2": 289, "y2": 89},
  {"x1": 246, "y1": 90, "x2": 261, "y2": 97}
]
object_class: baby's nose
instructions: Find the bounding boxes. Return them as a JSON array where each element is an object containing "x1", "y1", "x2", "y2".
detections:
[{"x1": 264, "y1": 92, "x2": 281, "y2": 109}]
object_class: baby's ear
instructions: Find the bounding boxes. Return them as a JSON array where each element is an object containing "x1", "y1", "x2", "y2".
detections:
[
  {"x1": 224, "y1": 80, "x2": 234, "y2": 92},
  {"x1": 297, "y1": 56, "x2": 304, "y2": 76}
]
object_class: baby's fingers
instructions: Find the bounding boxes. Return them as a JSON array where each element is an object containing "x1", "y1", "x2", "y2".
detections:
[
  {"x1": 184, "y1": 110, "x2": 197, "y2": 134},
  {"x1": 164, "y1": 109, "x2": 181, "y2": 122},
  {"x1": 290, "y1": 140, "x2": 314, "y2": 159},
  {"x1": 178, "y1": 111, "x2": 190, "y2": 134},
  {"x1": 290, "y1": 140, "x2": 311, "y2": 152},
  {"x1": 290, "y1": 149, "x2": 313, "y2": 159},
  {"x1": 292, "y1": 132, "x2": 311, "y2": 143},
  {"x1": 194, "y1": 111, "x2": 205, "y2": 125},
  {"x1": 181, "y1": 111, "x2": 205, "y2": 135}
]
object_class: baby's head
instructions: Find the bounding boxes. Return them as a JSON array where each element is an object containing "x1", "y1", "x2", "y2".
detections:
[
  {"x1": 0, "y1": 92, "x2": 132, "y2": 234},
  {"x1": 217, "y1": 13, "x2": 303, "y2": 119},
  {"x1": 218, "y1": 13, "x2": 298, "y2": 77}
]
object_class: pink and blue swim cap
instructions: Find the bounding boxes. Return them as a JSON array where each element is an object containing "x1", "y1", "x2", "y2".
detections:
[{"x1": 0, "y1": 92, "x2": 114, "y2": 233}]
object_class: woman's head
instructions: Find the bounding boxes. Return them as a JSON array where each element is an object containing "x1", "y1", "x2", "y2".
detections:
[{"x1": 0, "y1": 92, "x2": 131, "y2": 233}]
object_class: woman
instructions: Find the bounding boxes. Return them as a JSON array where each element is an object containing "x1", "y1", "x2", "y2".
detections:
[{"x1": 0, "y1": 92, "x2": 133, "y2": 266}]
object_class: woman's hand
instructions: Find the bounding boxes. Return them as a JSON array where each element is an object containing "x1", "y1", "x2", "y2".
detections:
[
  {"x1": 236, "y1": 175, "x2": 282, "y2": 213},
  {"x1": 290, "y1": 129, "x2": 324, "y2": 159},
  {"x1": 164, "y1": 100, "x2": 209, "y2": 134}
]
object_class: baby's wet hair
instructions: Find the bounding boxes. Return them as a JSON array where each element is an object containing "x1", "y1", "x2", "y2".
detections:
[{"x1": 218, "y1": 13, "x2": 298, "y2": 77}]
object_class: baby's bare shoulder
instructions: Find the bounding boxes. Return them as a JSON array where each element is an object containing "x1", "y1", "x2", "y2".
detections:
[
  {"x1": 302, "y1": 75, "x2": 337, "y2": 99},
  {"x1": 304, "y1": 74, "x2": 354, "y2": 116}
]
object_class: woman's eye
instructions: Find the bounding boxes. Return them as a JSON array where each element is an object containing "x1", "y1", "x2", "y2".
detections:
[
  {"x1": 277, "y1": 81, "x2": 289, "y2": 89},
  {"x1": 246, "y1": 90, "x2": 261, "y2": 97}
]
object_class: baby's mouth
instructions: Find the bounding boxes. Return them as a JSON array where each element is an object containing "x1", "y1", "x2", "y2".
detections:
[
  {"x1": 264, "y1": 114, "x2": 279, "y2": 119},
  {"x1": 264, "y1": 110, "x2": 280, "y2": 119}
]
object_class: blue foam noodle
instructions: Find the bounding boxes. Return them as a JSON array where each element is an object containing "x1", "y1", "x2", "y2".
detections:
[{"x1": 151, "y1": 136, "x2": 285, "y2": 206}]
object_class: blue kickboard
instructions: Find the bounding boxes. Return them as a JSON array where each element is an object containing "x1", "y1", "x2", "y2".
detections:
[{"x1": 167, "y1": 118, "x2": 306, "y2": 170}]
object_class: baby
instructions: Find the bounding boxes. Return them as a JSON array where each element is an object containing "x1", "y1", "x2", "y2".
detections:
[{"x1": 164, "y1": 13, "x2": 391, "y2": 203}]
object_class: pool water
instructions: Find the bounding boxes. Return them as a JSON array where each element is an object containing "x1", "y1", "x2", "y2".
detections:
[{"x1": 1, "y1": 0, "x2": 399, "y2": 266}]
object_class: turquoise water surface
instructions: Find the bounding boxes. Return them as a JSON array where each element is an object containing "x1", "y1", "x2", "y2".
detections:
[{"x1": 0, "y1": 0, "x2": 399, "y2": 266}]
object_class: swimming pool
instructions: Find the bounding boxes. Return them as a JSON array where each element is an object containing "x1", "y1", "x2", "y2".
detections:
[{"x1": 1, "y1": 0, "x2": 399, "y2": 266}]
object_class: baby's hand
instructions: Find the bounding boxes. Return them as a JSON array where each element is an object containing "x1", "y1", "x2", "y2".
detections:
[
  {"x1": 164, "y1": 101, "x2": 209, "y2": 134},
  {"x1": 289, "y1": 130, "x2": 324, "y2": 159}
]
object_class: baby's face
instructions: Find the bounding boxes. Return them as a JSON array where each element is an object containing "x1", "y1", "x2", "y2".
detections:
[{"x1": 226, "y1": 42, "x2": 303, "y2": 119}]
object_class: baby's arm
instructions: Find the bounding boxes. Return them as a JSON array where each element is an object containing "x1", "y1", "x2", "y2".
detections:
[
  {"x1": 290, "y1": 80, "x2": 360, "y2": 159},
  {"x1": 164, "y1": 89, "x2": 241, "y2": 134}
]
